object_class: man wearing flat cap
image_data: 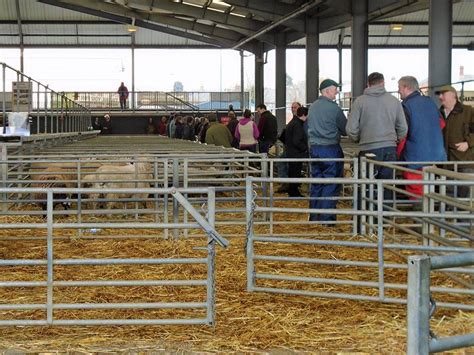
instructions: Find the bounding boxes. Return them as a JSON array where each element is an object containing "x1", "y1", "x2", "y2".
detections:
[
  {"x1": 307, "y1": 78, "x2": 347, "y2": 222},
  {"x1": 436, "y1": 85, "x2": 474, "y2": 196}
]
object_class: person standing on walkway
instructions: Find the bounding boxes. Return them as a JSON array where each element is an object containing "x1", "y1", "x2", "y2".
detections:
[
  {"x1": 307, "y1": 79, "x2": 347, "y2": 222},
  {"x1": 117, "y1": 82, "x2": 129, "y2": 111}
]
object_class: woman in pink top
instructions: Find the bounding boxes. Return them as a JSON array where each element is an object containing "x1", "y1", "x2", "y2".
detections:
[{"x1": 235, "y1": 109, "x2": 259, "y2": 153}]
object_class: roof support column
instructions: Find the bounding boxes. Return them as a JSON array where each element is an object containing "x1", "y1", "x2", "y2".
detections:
[
  {"x1": 240, "y1": 50, "x2": 245, "y2": 110},
  {"x1": 429, "y1": 0, "x2": 452, "y2": 96},
  {"x1": 275, "y1": 33, "x2": 286, "y2": 131},
  {"x1": 305, "y1": 17, "x2": 319, "y2": 105},
  {"x1": 254, "y1": 42, "x2": 265, "y2": 108},
  {"x1": 131, "y1": 32, "x2": 136, "y2": 111},
  {"x1": 351, "y1": 0, "x2": 368, "y2": 99}
]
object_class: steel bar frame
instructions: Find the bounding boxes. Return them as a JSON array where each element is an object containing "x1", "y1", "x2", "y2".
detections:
[
  {"x1": 0, "y1": 186, "x2": 228, "y2": 326},
  {"x1": 407, "y1": 253, "x2": 474, "y2": 354}
]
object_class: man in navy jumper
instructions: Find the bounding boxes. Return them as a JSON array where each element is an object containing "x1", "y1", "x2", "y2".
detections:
[
  {"x1": 398, "y1": 76, "x2": 446, "y2": 198},
  {"x1": 307, "y1": 79, "x2": 347, "y2": 222}
]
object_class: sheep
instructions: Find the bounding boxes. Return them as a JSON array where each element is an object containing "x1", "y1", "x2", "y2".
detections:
[
  {"x1": 29, "y1": 166, "x2": 75, "y2": 210},
  {"x1": 86, "y1": 163, "x2": 153, "y2": 213}
]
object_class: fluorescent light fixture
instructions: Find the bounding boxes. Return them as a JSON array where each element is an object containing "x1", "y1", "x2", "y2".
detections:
[
  {"x1": 127, "y1": 17, "x2": 138, "y2": 32},
  {"x1": 391, "y1": 24, "x2": 403, "y2": 31},
  {"x1": 213, "y1": 0, "x2": 231, "y2": 6}
]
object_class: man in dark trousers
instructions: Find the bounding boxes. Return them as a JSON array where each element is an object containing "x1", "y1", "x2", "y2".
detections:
[
  {"x1": 285, "y1": 106, "x2": 309, "y2": 197},
  {"x1": 307, "y1": 79, "x2": 347, "y2": 222},
  {"x1": 256, "y1": 104, "x2": 278, "y2": 154},
  {"x1": 117, "y1": 82, "x2": 129, "y2": 111}
]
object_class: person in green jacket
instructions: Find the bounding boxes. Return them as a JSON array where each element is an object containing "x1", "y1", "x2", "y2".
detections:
[
  {"x1": 205, "y1": 113, "x2": 233, "y2": 148},
  {"x1": 437, "y1": 85, "x2": 474, "y2": 198}
]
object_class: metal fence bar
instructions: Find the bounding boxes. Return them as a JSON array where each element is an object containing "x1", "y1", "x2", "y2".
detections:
[
  {"x1": 407, "y1": 253, "x2": 474, "y2": 354},
  {"x1": 0, "y1": 186, "x2": 229, "y2": 327}
]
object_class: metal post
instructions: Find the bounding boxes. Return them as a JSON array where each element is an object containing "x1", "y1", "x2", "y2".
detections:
[
  {"x1": 254, "y1": 42, "x2": 264, "y2": 108},
  {"x1": 376, "y1": 181, "x2": 384, "y2": 300},
  {"x1": 407, "y1": 255, "x2": 431, "y2": 355},
  {"x1": 428, "y1": 0, "x2": 452, "y2": 98},
  {"x1": 305, "y1": 17, "x2": 319, "y2": 104},
  {"x1": 15, "y1": 71, "x2": 20, "y2": 112},
  {"x1": 360, "y1": 156, "x2": 367, "y2": 235},
  {"x1": 131, "y1": 37, "x2": 135, "y2": 112},
  {"x1": 351, "y1": 0, "x2": 368, "y2": 99},
  {"x1": 275, "y1": 33, "x2": 286, "y2": 131},
  {"x1": 36, "y1": 82, "x2": 40, "y2": 134},
  {"x1": 172, "y1": 158, "x2": 179, "y2": 239},
  {"x1": 240, "y1": 50, "x2": 245, "y2": 110},
  {"x1": 337, "y1": 30, "x2": 344, "y2": 104},
  {"x1": 46, "y1": 190, "x2": 54, "y2": 324},
  {"x1": 352, "y1": 157, "x2": 359, "y2": 236},
  {"x1": 183, "y1": 158, "x2": 188, "y2": 237},
  {"x1": 1, "y1": 145, "x2": 8, "y2": 212},
  {"x1": 2, "y1": 64, "x2": 5, "y2": 135},
  {"x1": 164, "y1": 159, "x2": 169, "y2": 239},
  {"x1": 246, "y1": 179, "x2": 255, "y2": 292},
  {"x1": 44, "y1": 85, "x2": 48, "y2": 133},
  {"x1": 368, "y1": 160, "x2": 375, "y2": 235},
  {"x1": 206, "y1": 187, "x2": 216, "y2": 326}
]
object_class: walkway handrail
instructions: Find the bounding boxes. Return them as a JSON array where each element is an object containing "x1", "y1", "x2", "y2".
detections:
[
  {"x1": 165, "y1": 92, "x2": 199, "y2": 111},
  {"x1": 1, "y1": 62, "x2": 91, "y2": 135}
]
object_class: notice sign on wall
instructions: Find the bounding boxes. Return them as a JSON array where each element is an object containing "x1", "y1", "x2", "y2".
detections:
[
  {"x1": 462, "y1": 91, "x2": 474, "y2": 106},
  {"x1": 12, "y1": 81, "x2": 32, "y2": 112}
]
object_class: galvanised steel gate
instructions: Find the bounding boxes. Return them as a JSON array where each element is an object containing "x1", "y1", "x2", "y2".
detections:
[
  {"x1": 0, "y1": 187, "x2": 228, "y2": 326},
  {"x1": 245, "y1": 173, "x2": 474, "y2": 310}
]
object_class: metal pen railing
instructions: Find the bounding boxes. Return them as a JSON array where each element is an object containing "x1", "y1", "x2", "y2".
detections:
[
  {"x1": 60, "y1": 91, "x2": 249, "y2": 112},
  {"x1": 245, "y1": 175, "x2": 473, "y2": 311},
  {"x1": 407, "y1": 253, "x2": 474, "y2": 354},
  {"x1": 1, "y1": 62, "x2": 91, "y2": 135},
  {"x1": 0, "y1": 186, "x2": 228, "y2": 326}
]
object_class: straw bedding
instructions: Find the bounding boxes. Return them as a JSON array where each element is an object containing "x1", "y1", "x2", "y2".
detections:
[{"x1": 0, "y1": 200, "x2": 472, "y2": 353}]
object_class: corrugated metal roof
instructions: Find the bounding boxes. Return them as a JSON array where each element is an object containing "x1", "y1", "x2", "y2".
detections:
[
  {"x1": 18, "y1": 0, "x2": 101, "y2": 21},
  {"x1": 0, "y1": 0, "x2": 473, "y2": 49}
]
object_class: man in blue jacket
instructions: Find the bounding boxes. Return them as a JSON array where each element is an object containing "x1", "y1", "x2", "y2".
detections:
[
  {"x1": 307, "y1": 79, "x2": 347, "y2": 222},
  {"x1": 398, "y1": 76, "x2": 446, "y2": 197}
]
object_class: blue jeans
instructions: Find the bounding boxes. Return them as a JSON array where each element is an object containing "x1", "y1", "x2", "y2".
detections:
[
  {"x1": 309, "y1": 144, "x2": 344, "y2": 221},
  {"x1": 276, "y1": 150, "x2": 289, "y2": 178},
  {"x1": 359, "y1": 146, "x2": 397, "y2": 202}
]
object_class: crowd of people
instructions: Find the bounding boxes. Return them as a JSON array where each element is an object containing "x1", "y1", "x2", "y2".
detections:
[
  {"x1": 96, "y1": 74, "x2": 472, "y2": 221},
  {"x1": 308, "y1": 73, "x2": 473, "y2": 221}
]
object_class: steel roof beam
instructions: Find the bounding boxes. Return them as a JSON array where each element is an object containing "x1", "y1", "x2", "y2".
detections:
[
  {"x1": 223, "y1": 0, "x2": 305, "y2": 33},
  {"x1": 38, "y1": 0, "x2": 261, "y2": 51},
  {"x1": 232, "y1": 0, "x2": 324, "y2": 50},
  {"x1": 14, "y1": 0, "x2": 23, "y2": 46},
  {"x1": 37, "y1": 0, "x2": 230, "y2": 48},
  {"x1": 42, "y1": 0, "x2": 244, "y2": 42},
  {"x1": 120, "y1": 0, "x2": 264, "y2": 35}
]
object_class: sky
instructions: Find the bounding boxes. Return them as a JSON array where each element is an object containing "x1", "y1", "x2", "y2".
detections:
[{"x1": 1, "y1": 47, "x2": 473, "y2": 102}]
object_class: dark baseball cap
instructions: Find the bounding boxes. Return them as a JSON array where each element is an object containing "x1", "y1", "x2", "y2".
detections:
[{"x1": 319, "y1": 79, "x2": 341, "y2": 91}]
